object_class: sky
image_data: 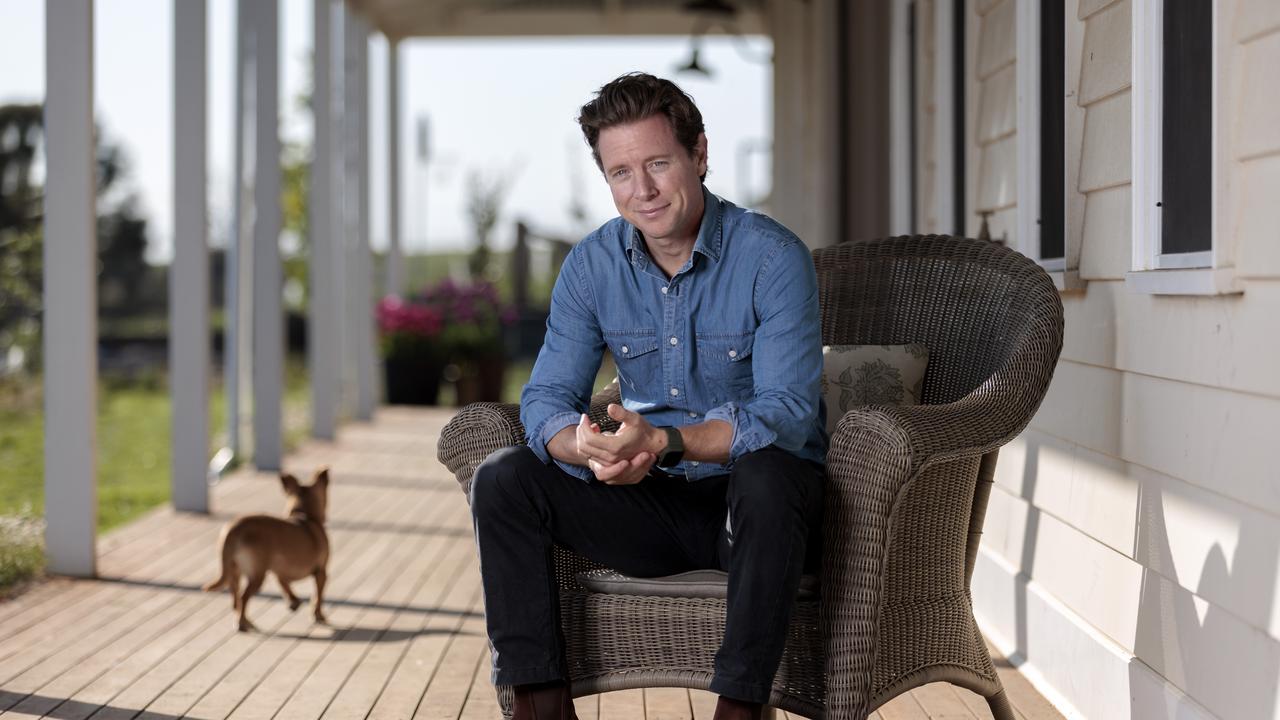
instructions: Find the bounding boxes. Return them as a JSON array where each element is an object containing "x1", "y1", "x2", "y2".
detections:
[{"x1": 0, "y1": 1, "x2": 773, "y2": 263}]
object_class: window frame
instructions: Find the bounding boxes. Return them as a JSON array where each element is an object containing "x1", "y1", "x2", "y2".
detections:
[{"x1": 1129, "y1": 0, "x2": 1240, "y2": 294}]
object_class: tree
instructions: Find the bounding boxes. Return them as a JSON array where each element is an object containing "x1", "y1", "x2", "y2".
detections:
[
  {"x1": 280, "y1": 140, "x2": 310, "y2": 311},
  {"x1": 0, "y1": 103, "x2": 152, "y2": 368},
  {"x1": 1, "y1": 105, "x2": 49, "y2": 365},
  {"x1": 466, "y1": 170, "x2": 509, "y2": 280}
]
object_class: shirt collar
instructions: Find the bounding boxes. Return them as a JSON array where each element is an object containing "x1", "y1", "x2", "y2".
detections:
[{"x1": 626, "y1": 186, "x2": 724, "y2": 267}]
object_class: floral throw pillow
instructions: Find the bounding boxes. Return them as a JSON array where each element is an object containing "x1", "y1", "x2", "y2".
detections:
[{"x1": 820, "y1": 344, "x2": 930, "y2": 435}]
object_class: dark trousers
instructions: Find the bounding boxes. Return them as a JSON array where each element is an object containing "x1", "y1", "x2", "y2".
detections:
[{"x1": 469, "y1": 444, "x2": 824, "y2": 704}]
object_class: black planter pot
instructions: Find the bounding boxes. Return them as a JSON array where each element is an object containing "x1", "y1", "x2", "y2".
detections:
[
  {"x1": 383, "y1": 356, "x2": 443, "y2": 405},
  {"x1": 454, "y1": 355, "x2": 506, "y2": 406}
]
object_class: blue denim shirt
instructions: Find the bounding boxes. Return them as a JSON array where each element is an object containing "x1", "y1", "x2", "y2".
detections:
[{"x1": 521, "y1": 188, "x2": 827, "y2": 481}]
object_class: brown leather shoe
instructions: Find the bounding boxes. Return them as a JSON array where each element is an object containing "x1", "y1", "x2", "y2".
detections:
[
  {"x1": 512, "y1": 681, "x2": 578, "y2": 720},
  {"x1": 712, "y1": 696, "x2": 765, "y2": 720}
]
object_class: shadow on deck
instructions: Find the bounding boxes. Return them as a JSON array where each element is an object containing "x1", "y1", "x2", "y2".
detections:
[{"x1": 0, "y1": 407, "x2": 1063, "y2": 720}]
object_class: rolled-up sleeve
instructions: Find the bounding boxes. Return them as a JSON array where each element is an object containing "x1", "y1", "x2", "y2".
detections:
[
  {"x1": 520, "y1": 246, "x2": 603, "y2": 482},
  {"x1": 703, "y1": 238, "x2": 821, "y2": 463}
]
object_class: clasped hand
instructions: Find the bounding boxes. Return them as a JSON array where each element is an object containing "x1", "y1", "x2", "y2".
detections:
[{"x1": 576, "y1": 403, "x2": 661, "y2": 485}]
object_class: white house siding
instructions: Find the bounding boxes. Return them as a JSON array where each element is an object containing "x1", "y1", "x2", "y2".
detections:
[{"x1": 965, "y1": 1, "x2": 1280, "y2": 719}]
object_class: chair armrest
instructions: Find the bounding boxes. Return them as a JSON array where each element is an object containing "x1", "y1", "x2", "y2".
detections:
[
  {"x1": 819, "y1": 411, "x2": 915, "y2": 718},
  {"x1": 587, "y1": 380, "x2": 623, "y2": 433},
  {"x1": 820, "y1": 315, "x2": 1060, "y2": 718},
  {"x1": 437, "y1": 402, "x2": 524, "y2": 498},
  {"x1": 436, "y1": 380, "x2": 624, "y2": 498},
  {"x1": 829, "y1": 304, "x2": 1062, "y2": 473}
]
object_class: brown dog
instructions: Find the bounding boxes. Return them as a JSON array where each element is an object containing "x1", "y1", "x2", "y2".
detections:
[{"x1": 203, "y1": 467, "x2": 331, "y2": 632}]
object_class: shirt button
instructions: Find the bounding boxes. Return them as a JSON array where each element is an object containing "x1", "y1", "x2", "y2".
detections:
[
  {"x1": 690, "y1": 461, "x2": 699, "y2": 467},
  {"x1": 621, "y1": 346, "x2": 629, "y2": 354},
  {"x1": 669, "y1": 337, "x2": 678, "y2": 346},
  {"x1": 670, "y1": 387, "x2": 679, "y2": 397},
  {"x1": 660, "y1": 286, "x2": 669, "y2": 295},
  {"x1": 728, "y1": 349, "x2": 738, "y2": 358},
  {"x1": 689, "y1": 412, "x2": 697, "y2": 418}
]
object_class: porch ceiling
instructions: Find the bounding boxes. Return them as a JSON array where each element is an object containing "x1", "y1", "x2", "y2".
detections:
[{"x1": 348, "y1": 0, "x2": 766, "y2": 41}]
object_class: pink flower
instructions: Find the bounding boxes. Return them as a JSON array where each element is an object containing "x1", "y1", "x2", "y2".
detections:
[{"x1": 377, "y1": 294, "x2": 443, "y2": 338}]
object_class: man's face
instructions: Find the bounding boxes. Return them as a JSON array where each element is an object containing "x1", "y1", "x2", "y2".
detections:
[{"x1": 597, "y1": 114, "x2": 707, "y2": 246}]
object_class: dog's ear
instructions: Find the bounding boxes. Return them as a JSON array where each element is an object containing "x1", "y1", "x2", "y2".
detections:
[
  {"x1": 313, "y1": 467, "x2": 330, "y2": 487},
  {"x1": 280, "y1": 473, "x2": 301, "y2": 495}
]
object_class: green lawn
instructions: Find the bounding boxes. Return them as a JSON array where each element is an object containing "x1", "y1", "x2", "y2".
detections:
[
  {"x1": 499, "y1": 355, "x2": 618, "y2": 406},
  {"x1": 0, "y1": 348, "x2": 610, "y2": 595},
  {"x1": 0, "y1": 360, "x2": 312, "y2": 594}
]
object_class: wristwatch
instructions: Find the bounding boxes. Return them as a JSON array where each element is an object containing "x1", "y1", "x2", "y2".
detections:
[{"x1": 656, "y1": 426, "x2": 685, "y2": 468}]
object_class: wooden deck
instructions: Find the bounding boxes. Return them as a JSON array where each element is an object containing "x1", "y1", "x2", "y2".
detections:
[{"x1": 0, "y1": 407, "x2": 1063, "y2": 720}]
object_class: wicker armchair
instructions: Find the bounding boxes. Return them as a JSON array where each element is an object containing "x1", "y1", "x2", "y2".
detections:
[{"x1": 437, "y1": 235, "x2": 1064, "y2": 719}]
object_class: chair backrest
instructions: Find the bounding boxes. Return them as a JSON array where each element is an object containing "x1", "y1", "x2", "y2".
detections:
[{"x1": 813, "y1": 235, "x2": 1062, "y2": 407}]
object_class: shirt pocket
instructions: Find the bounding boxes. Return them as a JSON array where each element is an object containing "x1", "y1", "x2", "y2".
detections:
[
  {"x1": 604, "y1": 329, "x2": 661, "y2": 394},
  {"x1": 695, "y1": 330, "x2": 756, "y2": 400}
]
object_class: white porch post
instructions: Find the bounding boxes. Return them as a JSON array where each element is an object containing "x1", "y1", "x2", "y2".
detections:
[
  {"x1": 386, "y1": 38, "x2": 403, "y2": 297},
  {"x1": 351, "y1": 13, "x2": 376, "y2": 420},
  {"x1": 338, "y1": 5, "x2": 358, "y2": 418},
  {"x1": 226, "y1": 0, "x2": 249, "y2": 461},
  {"x1": 768, "y1": 0, "x2": 804, "y2": 241},
  {"x1": 767, "y1": 0, "x2": 842, "y2": 247},
  {"x1": 171, "y1": 0, "x2": 210, "y2": 512},
  {"x1": 252, "y1": 0, "x2": 283, "y2": 469},
  {"x1": 310, "y1": 0, "x2": 337, "y2": 440},
  {"x1": 809, "y1": 0, "x2": 841, "y2": 246},
  {"x1": 43, "y1": 0, "x2": 97, "y2": 576},
  {"x1": 330, "y1": 5, "x2": 350, "y2": 417}
]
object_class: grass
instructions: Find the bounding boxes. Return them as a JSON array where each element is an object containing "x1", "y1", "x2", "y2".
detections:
[
  {"x1": 0, "y1": 249, "x2": 569, "y2": 595},
  {"x1": 0, "y1": 514, "x2": 42, "y2": 600},
  {"x1": 0, "y1": 359, "x2": 312, "y2": 593},
  {"x1": 498, "y1": 355, "x2": 618, "y2": 405},
  {"x1": 394, "y1": 251, "x2": 558, "y2": 308},
  {"x1": 0, "y1": 345, "x2": 609, "y2": 595}
]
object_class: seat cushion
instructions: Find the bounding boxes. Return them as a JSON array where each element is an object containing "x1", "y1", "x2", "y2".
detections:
[
  {"x1": 821, "y1": 343, "x2": 929, "y2": 434},
  {"x1": 576, "y1": 568, "x2": 819, "y2": 600}
]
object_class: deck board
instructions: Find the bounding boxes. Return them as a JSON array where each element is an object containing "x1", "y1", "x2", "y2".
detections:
[
  {"x1": 0, "y1": 407, "x2": 1065, "y2": 719},
  {"x1": 138, "y1": 485, "x2": 416, "y2": 720},
  {"x1": 224, "y1": 493, "x2": 452, "y2": 720}
]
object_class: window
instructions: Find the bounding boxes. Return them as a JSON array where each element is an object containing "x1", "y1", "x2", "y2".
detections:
[
  {"x1": 1016, "y1": 0, "x2": 1065, "y2": 270},
  {"x1": 1039, "y1": 0, "x2": 1065, "y2": 262},
  {"x1": 1130, "y1": 0, "x2": 1236, "y2": 293}
]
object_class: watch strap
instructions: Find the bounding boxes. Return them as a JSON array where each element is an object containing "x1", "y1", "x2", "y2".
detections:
[{"x1": 657, "y1": 426, "x2": 685, "y2": 468}]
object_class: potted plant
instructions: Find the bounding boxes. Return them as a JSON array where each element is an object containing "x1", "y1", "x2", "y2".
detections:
[
  {"x1": 376, "y1": 294, "x2": 446, "y2": 405},
  {"x1": 424, "y1": 278, "x2": 516, "y2": 405}
]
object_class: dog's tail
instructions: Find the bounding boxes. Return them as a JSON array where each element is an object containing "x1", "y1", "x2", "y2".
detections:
[{"x1": 203, "y1": 530, "x2": 236, "y2": 592}]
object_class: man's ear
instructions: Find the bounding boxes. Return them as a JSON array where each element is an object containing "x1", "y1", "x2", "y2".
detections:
[
  {"x1": 281, "y1": 473, "x2": 301, "y2": 495},
  {"x1": 313, "y1": 467, "x2": 330, "y2": 488},
  {"x1": 695, "y1": 132, "x2": 708, "y2": 175}
]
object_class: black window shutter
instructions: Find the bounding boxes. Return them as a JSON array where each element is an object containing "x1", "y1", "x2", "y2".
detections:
[
  {"x1": 1161, "y1": 0, "x2": 1213, "y2": 255},
  {"x1": 1039, "y1": 0, "x2": 1065, "y2": 260}
]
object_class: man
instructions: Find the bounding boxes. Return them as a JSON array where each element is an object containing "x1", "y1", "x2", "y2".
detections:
[{"x1": 469, "y1": 72, "x2": 827, "y2": 720}]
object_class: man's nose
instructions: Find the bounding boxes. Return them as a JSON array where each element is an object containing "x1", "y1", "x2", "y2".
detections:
[{"x1": 634, "y1": 171, "x2": 658, "y2": 199}]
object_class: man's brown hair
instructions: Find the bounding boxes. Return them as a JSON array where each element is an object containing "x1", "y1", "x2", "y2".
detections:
[{"x1": 577, "y1": 72, "x2": 707, "y2": 182}]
